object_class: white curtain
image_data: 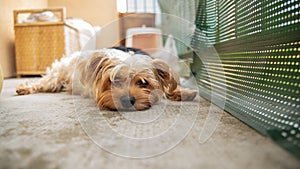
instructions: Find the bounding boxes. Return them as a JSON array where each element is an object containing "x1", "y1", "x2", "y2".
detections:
[{"x1": 158, "y1": 0, "x2": 198, "y2": 56}]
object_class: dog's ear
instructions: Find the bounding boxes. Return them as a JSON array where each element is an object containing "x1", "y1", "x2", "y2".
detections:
[
  {"x1": 152, "y1": 59, "x2": 198, "y2": 101},
  {"x1": 152, "y1": 59, "x2": 179, "y2": 91},
  {"x1": 87, "y1": 52, "x2": 110, "y2": 75},
  {"x1": 152, "y1": 59, "x2": 181, "y2": 100},
  {"x1": 77, "y1": 52, "x2": 113, "y2": 88},
  {"x1": 86, "y1": 52, "x2": 115, "y2": 82}
]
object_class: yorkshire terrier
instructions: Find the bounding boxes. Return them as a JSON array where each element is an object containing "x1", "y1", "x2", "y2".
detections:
[{"x1": 16, "y1": 47, "x2": 198, "y2": 111}]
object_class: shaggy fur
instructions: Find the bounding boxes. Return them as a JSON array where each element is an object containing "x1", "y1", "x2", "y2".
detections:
[{"x1": 16, "y1": 48, "x2": 197, "y2": 111}]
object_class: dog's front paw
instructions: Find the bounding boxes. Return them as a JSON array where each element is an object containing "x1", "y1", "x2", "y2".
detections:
[
  {"x1": 180, "y1": 89, "x2": 198, "y2": 101},
  {"x1": 167, "y1": 88, "x2": 198, "y2": 101}
]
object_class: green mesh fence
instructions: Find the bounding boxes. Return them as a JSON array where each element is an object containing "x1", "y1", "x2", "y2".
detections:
[{"x1": 191, "y1": 0, "x2": 300, "y2": 157}]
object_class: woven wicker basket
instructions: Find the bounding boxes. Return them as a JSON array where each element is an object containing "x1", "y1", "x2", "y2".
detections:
[{"x1": 14, "y1": 8, "x2": 80, "y2": 77}]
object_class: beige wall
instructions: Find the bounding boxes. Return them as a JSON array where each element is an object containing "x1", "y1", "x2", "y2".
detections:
[
  {"x1": 0, "y1": 0, "x2": 48, "y2": 78},
  {"x1": 48, "y1": 0, "x2": 118, "y2": 26},
  {"x1": 48, "y1": 0, "x2": 120, "y2": 48}
]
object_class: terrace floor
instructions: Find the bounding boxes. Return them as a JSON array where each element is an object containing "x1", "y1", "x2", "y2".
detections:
[{"x1": 0, "y1": 78, "x2": 299, "y2": 169}]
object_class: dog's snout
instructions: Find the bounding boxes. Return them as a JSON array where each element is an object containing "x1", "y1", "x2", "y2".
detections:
[{"x1": 120, "y1": 95, "x2": 136, "y2": 108}]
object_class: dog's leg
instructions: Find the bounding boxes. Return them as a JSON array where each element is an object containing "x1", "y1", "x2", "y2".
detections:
[
  {"x1": 16, "y1": 72, "x2": 68, "y2": 95},
  {"x1": 16, "y1": 56, "x2": 76, "y2": 95}
]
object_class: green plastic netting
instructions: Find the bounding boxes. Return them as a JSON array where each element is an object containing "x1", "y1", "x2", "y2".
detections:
[{"x1": 190, "y1": 0, "x2": 300, "y2": 157}]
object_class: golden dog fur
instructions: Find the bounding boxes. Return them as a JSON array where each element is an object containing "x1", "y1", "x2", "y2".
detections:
[{"x1": 16, "y1": 48, "x2": 197, "y2": 110}]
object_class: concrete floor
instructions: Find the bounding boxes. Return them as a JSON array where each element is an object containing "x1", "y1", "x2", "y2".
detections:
[{"x1": 0, "y1": 78, "x2": 299, "y2": 169}]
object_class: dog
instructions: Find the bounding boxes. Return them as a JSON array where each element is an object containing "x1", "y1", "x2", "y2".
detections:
[{"x1": 16, "y1": 47, "x2": 198, "y2": 111}]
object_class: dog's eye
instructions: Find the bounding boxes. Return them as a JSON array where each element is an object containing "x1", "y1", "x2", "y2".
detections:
[{"x1": 137, "y1": 79, "x2": 149, "y2": 88}]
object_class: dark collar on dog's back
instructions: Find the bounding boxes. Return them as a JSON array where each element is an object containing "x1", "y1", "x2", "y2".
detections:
[{"x1": 110, "y1": 46, "x2": 150, "y2": 56}]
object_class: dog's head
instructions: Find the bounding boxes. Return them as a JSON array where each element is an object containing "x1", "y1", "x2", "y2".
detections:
[{"x1": 85, "y1": 52, "x2": 196, "y2": 111}]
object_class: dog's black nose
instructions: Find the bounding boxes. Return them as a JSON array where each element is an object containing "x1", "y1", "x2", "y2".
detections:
[{"x1": 120, "y1": 96, "x2": 136, "y2": 108}]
